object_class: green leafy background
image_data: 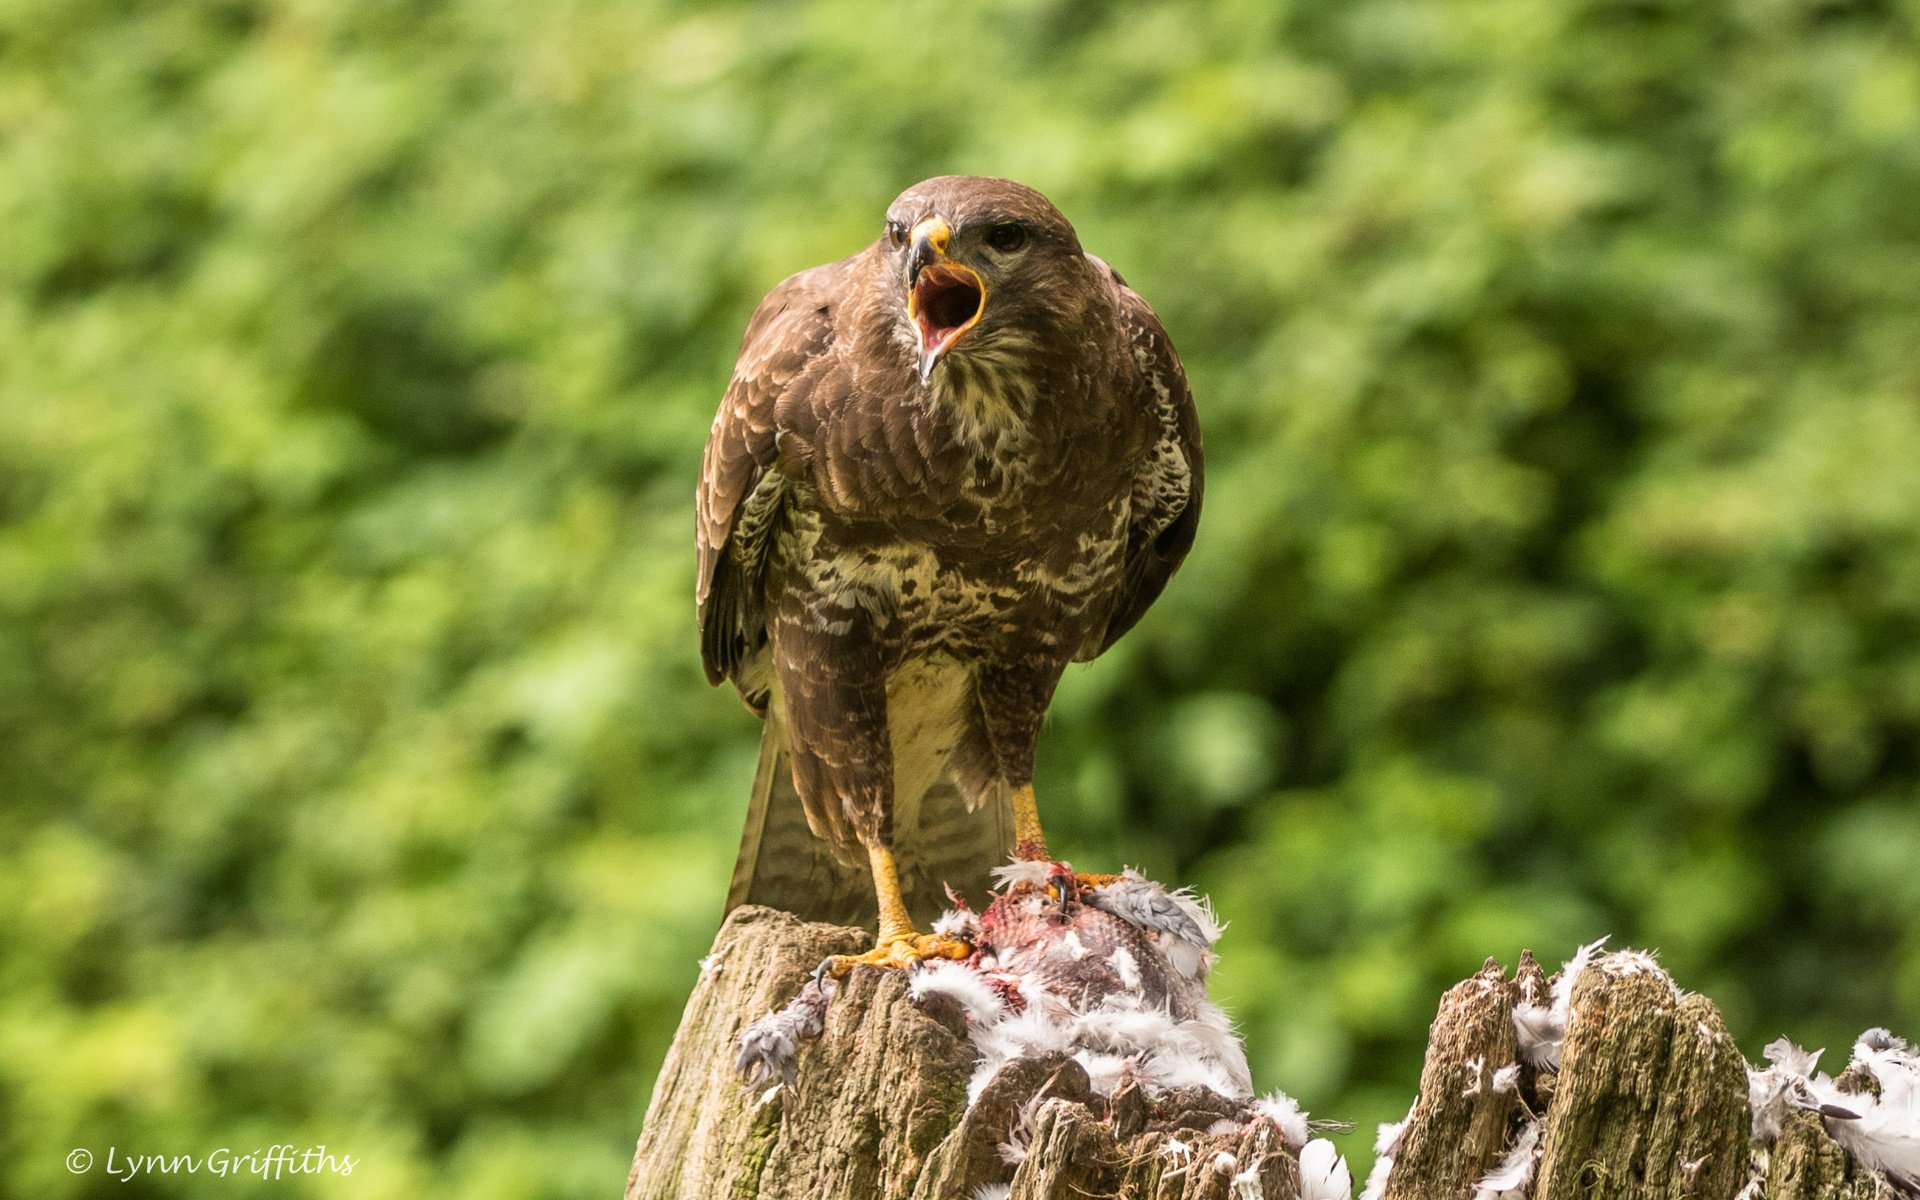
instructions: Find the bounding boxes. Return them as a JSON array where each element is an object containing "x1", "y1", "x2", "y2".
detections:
[{"x1": 6, "y1": 0, "x2": 1920, "y2": 1195}]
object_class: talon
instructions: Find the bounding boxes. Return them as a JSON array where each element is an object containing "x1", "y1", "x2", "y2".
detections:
[
  {"x1": 1043, "y1": 861, "x2": 1076, "y2": 907},
  {"x1": 822, "y1": 931, "x2": 972, "y2": 977},
  {"x1": 1038, "y1": 864, "x2": 1124, "y2": 910}
]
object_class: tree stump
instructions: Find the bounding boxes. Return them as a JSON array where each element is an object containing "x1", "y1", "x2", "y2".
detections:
[
  {"x1": 629, "y1": 906, "x2": 1300, "y2": 1200},
  {"x1": 629, "y1": 910, "x2": 1902, "y2": 1200}
]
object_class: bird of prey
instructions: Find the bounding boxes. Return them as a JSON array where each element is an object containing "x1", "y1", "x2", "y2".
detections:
[{"x1": 697, "y1": 175, "x2": 1201, "y2": 972}]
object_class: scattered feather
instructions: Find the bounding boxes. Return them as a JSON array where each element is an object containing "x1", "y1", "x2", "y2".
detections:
[
  {"x1": 1599, "y1": 948, "x2": 1678, "y2": 995},
  {"x1": 1255, "y1": 1090, "x2": 1313, "y2": 1149},
  {"x1": 1514, "y1": 937, "x2": 1607, "y2": 1071},
  {"x1": 991, "y1": 859, "x2": 1056, "y2": 890},
  {"x1": 1077, "y1": 1052, "x2": 1131, "y2": 1096},
  {"x1": 909, "y1": 959, "x2": 1007, "y2": 1026},
  {"x1": 1460, "y1": 1055, "x2": 1486, "y2": 1099},
  {"x1": 1359, "y1": 1152, "x2": 1395, "y2": 1200},
  {"x1": 1556, "y1": 938, "x2": 1607, "y2": 1006},
  {"x1": 933, "y1": 907, "x2": 982, "y2": 940},
  {"x1": 1358, "y1": 1107, "x2": 1412, "y2": 1200},
  {"x1": 997, "y1": 1091, "x2": 1046, "y2": 1167},
  {"x1": 1510, "y1": 1002, "x2": 1559, "y2": 1072},
  {"x1": 1823, "y1": 1028, "x2": 1920, "y2": 1193},
  {"x1": 1747, "y1": 1027, "x2": 1920, "y2": 1195},
  {"x1": 1374, "y1": 1117, "x2": 1408, "y2": 1158},
  {"x1": 1735, "y1": 1148, "x2": 1770, "y2": 1200},
  {"x1": 1459, "y1": 1056, "x2": 1523, "y2": 1099},
  {"x1": 1748, "y1": 1037, "x2": 1825, "y2": 1143},
  {"x1": 1472, "y1": 1118, "x2": 1542, "y2": 1200},
  {"x1": 1299, "y1": 1137, "x2": 1354, "y2": 1200},
  {"x1": 1234, "y1": 1161, "x2": 1267, "y2": 1200}
]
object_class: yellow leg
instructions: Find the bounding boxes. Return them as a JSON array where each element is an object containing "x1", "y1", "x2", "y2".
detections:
[
  {"x1": 1011, "y1": 782, "x2": 1122, "y2": 894},
  {"x1": 869, "y1": 844, "x2": 915, "y2": 943},
  {"x1": 1012, "y1": 783, "x2": 1049, "y2": 861},
  {"x1": 822, "y1": 844, "x2": 972, "y2": 976}
]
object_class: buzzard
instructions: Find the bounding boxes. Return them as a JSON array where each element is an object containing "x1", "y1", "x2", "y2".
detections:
[{"x1": 698, "y1": 175, "x2": 1201, "y2": 972}]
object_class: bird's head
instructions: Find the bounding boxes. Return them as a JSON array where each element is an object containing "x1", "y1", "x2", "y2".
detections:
[{"x1": 880, "y1": 176, "x2": 1086, "y2": 384}]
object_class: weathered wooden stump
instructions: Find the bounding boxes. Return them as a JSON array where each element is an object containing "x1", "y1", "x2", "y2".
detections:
[
  {"x1": 629, "y1": 910, "x2": 1902, "y2": 1200},
  {"x1": 629, "y1": 906, "x2": 1301, "y2": 1200}
]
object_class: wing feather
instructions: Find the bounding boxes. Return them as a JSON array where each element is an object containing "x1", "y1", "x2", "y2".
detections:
[
  {"x1": 1083, "y1": 260, "x2": 1204, "y2": 659},
  {"x1": 697, "y1": 264, "x2": 839, "y2": 689}
]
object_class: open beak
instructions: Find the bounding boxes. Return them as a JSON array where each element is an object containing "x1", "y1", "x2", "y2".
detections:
[{"x1": 904, "y1": 216, "x2": 985, "y2": 383}]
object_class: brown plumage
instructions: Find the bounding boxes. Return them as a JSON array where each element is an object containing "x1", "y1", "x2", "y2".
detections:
[{"x1": 697, "y1": 176, "x2": 1201, "y2": 954}]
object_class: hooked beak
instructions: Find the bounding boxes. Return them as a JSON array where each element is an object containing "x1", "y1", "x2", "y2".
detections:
[{"x1": 904, "y1": 216, "x2": 986, "y2": 383}]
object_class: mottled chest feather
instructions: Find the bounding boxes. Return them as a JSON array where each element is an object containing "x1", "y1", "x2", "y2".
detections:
[{"x1": 772, "y1": 493, "x2": 1130, "y2": 659}]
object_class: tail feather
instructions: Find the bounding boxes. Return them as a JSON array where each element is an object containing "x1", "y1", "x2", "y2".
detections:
[
  {"x1": 724, "y1": 724, "x2": 1014, "y2": 930},
  {"x1": 726, "y1": 723, "x2": 874, "y2": 929},
  {"x1": 900, "y1": 778, "x2": 1012, "y2": 921}
]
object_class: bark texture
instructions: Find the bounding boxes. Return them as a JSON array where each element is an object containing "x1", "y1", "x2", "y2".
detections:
[
  {"x1": 1765, "y1": 1111, "x2": 1887, "y2": 1200},
  {"x1": 629, "y1": 908, "x2": 1895, "y2": 1200},
  {"x1": 1383, "y1": 957, "x2": 1526, "y2": 1200},
  {"x1": 1376, "y1": 951, "x2": 1753, "y2": 1200}
]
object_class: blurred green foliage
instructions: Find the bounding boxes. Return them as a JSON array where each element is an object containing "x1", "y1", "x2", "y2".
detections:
[{"x1": 4, "y1": 0, "x2": 1920, "y2": 1194}]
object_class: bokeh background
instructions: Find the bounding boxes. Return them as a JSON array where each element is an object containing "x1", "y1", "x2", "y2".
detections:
[{"x1": 6, "y1": 0, "x2": 1920, "y2": 1195}]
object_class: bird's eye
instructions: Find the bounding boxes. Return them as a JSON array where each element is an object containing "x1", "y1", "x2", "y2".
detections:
[
  {"x1": 886, "y1": 220, "x2": 908, "y2": 249},
  {"x1": 986, "y1": 223, "x2": 1027, "y2": 252}
]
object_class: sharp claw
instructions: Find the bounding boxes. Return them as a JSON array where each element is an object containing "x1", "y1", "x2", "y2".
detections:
[{"x1": 822, "y1": 932, "x2": 972, "y2": 976}]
